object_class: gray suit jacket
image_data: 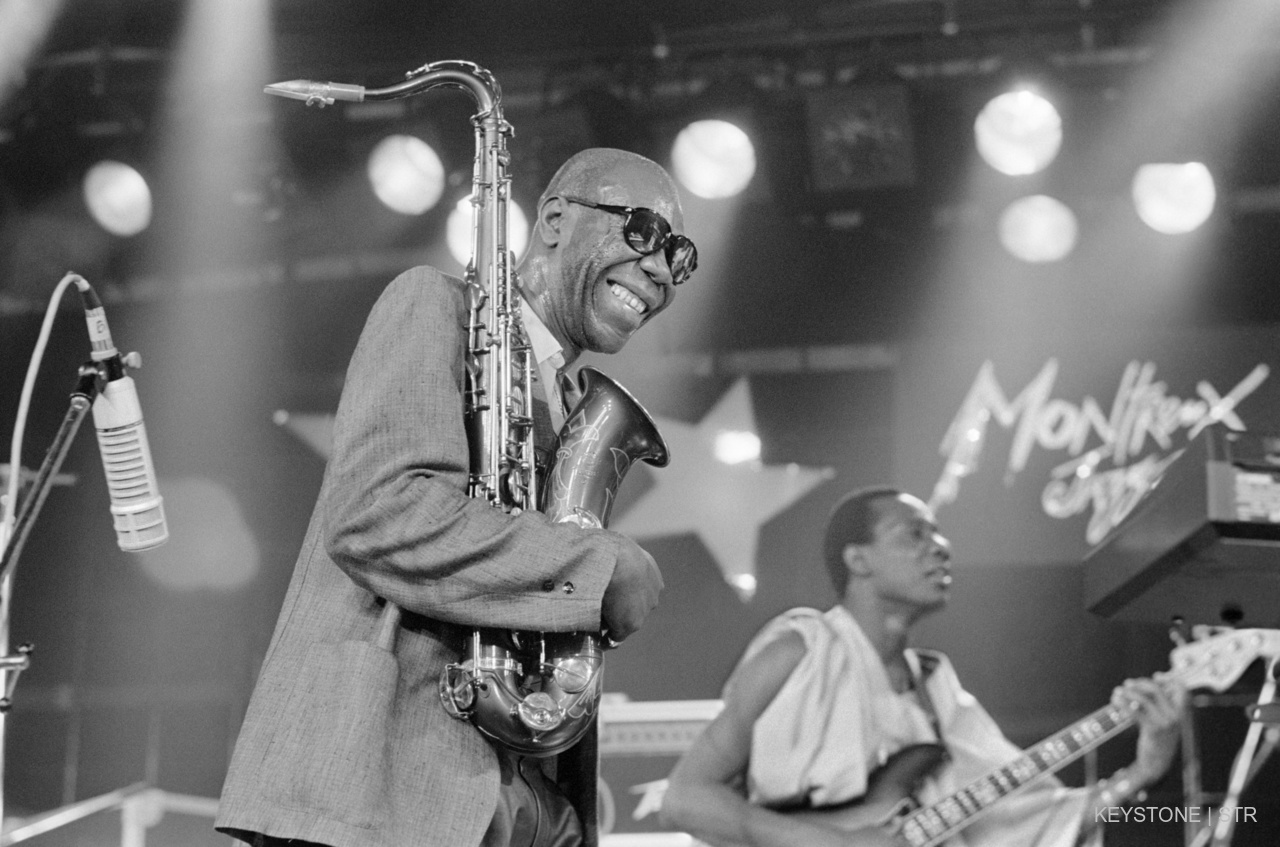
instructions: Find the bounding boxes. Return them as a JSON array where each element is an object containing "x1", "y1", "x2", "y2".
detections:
[{"x1": 215, "y1": 266, "x2": 621, "y2": 847}]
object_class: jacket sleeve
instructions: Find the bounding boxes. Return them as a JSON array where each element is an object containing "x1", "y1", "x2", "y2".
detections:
[{"x1": 319, "y1": 266, "x2": 620, "y2": 633}]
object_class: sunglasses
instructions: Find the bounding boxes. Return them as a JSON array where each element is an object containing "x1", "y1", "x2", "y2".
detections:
[{"x1": 562, "y1": 196, "x2": 698, "y2": 285}]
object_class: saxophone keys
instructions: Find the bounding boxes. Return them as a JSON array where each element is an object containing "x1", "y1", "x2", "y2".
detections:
[
  {"x1": 517, "y1": 692, "x2": 565, "y2": 732},
  {"x1": 551, "y1": 655, "x2": 596, "y2": 693},
  {"x1": 439, "y1": 663, "x2": 476, "y2": 717}
]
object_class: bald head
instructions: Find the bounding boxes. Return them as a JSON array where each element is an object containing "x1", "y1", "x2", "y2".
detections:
[{"x1": 539, "y1": 148, "x2": 681, "y2": 220}]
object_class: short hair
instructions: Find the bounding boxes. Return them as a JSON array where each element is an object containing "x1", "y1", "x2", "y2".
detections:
[{"x1": 822, "y1": 486, "x2": 903, "y2": 597}]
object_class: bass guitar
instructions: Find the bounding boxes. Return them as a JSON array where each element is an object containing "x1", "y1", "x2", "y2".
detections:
[{"x1": 789, "y1": 627, "x2": 1280, "y2": 847}]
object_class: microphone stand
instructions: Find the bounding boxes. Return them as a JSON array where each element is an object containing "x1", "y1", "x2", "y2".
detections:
[{"x1": 0, "y1": 363, "x2": 102, "y2": 836}]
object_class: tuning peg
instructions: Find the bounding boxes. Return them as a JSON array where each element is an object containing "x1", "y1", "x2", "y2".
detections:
[{"x1": 1191, "y1": 624, "x2": 1216, "y2": 641}]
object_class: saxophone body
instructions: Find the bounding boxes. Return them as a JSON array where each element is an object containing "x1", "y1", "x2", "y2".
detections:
[
  {"x1": 266, "y1": 61, "x2": 667, "y2": 759},
  {"x1": 443, "y1": 366, "x2": 668, "y2": 756}
]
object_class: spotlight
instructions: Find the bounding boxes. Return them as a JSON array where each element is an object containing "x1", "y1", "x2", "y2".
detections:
[
  {"x1": 446, "y1": 194, "x2": 529, "y2": 269},
  {"x1": 729, "y1": 573, "x2": 757, "y2": 602},
  {"x1": 975, "y1": 88, "x2": 1063, "y2": 176},
  {"x1": 804, "y1": 83, "x2": 917, "y2": 192},
  {"x1": 367, "y1": 134, "x2": 445, "y2": 215},
  {"x1": 1131, "y1": 162, "x2": 1215, "y2": 234},
  {"x1": 713, "y1": 430, "x2": 761, "y2": 465},
  {"x1": 997, "y1": 194, "x2": 1078, "y2": 263},
  {"x1": 82, "y1": 159, "x2": 152, "y2": 237},
  {"x1": 671, "y1": 119, "x2": 756, "y2": 199}
]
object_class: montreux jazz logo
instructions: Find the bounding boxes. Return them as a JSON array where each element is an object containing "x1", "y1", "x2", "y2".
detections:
[{"x1": 930, "y1": 359, "x2": 1271, "y2": 545}]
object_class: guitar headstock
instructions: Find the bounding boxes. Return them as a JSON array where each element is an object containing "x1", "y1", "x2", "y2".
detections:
[{"x1": 1167, "y1": 627, "x2": 1280, "y2": 691}]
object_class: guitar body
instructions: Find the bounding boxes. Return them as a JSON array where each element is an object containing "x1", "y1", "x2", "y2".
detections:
[{"x1": 787, "y1": 743, "x2": 949, "y2": 842}]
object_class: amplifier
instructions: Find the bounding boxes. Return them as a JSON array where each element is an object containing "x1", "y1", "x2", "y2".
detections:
[{"x1": 597, "y1": 698, "x2": 721, "y2": 837}]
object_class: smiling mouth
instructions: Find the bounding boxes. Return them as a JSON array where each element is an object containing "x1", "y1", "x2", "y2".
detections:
[{"x1": 609, "y1": 282, "x2": 647, "y2": 315}]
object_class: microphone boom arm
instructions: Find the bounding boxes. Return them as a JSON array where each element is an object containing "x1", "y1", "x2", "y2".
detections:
[{"x1": 0, "y1": 363, "x2": 101, "y2": 585}]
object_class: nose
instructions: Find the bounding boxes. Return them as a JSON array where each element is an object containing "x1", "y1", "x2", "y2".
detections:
[
  {"x1": 637, "y1": 246, "x2": 675, "y2": 288},
  {"x1": 930, "y1": 533, "x2": 952, "y2": 563}
]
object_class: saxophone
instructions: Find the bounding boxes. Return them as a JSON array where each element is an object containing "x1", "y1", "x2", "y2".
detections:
[{"x1": 266, "y1": 61, "x2": 668, "y2": 758}]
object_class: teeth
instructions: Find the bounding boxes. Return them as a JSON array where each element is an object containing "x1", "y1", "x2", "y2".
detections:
[{"x1": 609, "y1": 283, "x2": 646, "y2": 314}]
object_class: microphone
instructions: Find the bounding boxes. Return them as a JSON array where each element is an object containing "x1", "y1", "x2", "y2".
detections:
[{"x1": 75, "y1": 278, "x2": 169, "y2": 552}]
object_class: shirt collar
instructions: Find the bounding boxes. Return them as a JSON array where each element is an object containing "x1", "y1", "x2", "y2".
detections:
[{"x1": 520, "y1": 295, "x2": 566, "y2": 374}]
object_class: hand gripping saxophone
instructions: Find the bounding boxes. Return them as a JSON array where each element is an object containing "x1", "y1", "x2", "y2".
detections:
[{"x1": 266, "y1": 61, "x2": 668, "y2": 757}]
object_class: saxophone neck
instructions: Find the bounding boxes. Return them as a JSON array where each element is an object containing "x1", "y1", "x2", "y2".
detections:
[
  {"x1": 402, "y1": 60, "x2": 501, "y2": 116},
  {"x1": 263, "y1": 59, "x2": 503, "y2": 117}
]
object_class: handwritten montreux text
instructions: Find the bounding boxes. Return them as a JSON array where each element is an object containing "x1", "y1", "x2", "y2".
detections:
[{"x1": 931, "y1": 359, "x2": 1270, "y2": 545}]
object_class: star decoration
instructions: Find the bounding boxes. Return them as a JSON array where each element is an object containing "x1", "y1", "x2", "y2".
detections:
[
  {"x1": 272, "y1": 378, "x2": 834, "y2": 602},
  {"x1": 610, "y1": 378, "x2": 834, "y2": 600}
]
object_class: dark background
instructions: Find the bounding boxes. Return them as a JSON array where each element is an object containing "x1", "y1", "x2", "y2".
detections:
[{"x1": 3, "y1": 1, "x2": 1280, "y2": 844}]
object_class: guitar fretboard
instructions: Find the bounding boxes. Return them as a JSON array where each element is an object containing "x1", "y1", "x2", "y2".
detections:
[{"x1": 897, "y1": 700, "x2": 1138, "y2": 847}]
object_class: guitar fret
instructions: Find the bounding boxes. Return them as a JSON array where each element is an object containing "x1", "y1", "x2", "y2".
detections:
[
  {"x1": 996, "y1": 768, "x2": 1016, "y2": 792},
  {"x1": 918, "y1": 808, "x2": 948, "y2": 838},
  {"x1": 972, "y1": 779, "x2": 1001, "y2": 805},
  {"x1": 936, "y1": 797, "x2": 966, "y2": 826},
  {"x1": 990, "y1": 771, "x2": 1008, "y2": 794},
  {"x1": 900, "y1": 817, "x2": 930, "y2": 847},
  {"x1": 1010, "y1": 758, "x2": 1037, "y2": 783},
  {"x1": 956, "y1": 788, "x2": 981, "y2": 815}
]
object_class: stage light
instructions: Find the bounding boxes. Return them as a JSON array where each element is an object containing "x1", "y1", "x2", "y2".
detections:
[
  {"x1": 729, "y1": 573, "x2": 757, "y2": 602},
  {"x1": 713, "y1": 429, "x2": 761, "y2": 465},
  {"x1": 997, "y1": 194, "x2": 1078, "y2": 263},
  {"x1": 1131, "y1": 162, "x2": 1215, "y2": 234},
  {"x1": 671, "y1": 119, "x2": 756, "y2": 199},
  {"x1": 805, "y1": 83, "x2": 917, "y2": 192},
  {"x1": 0, "y1": 0, "x2": 64, "y2": 110},
  {"x1": 367, "y1": 134, "x2": 445, "y2": 215},
  {"x1": 975, "y1": 88, "x2": 1063, "y2": 176},
  {"x1": 446, "y1": 194, "x2": 529, "y2": 268},
  {"x1": 82, "y1": 159, "x2": 152, "y2": 236}
]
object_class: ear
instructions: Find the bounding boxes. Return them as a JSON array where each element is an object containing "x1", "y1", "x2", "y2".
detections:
[
  {"x1": 536, "y1": 195, "x2": 568, "y2": 248},
  {"x1": 842, "y1": 543, "x2": 872, "y2": 578}
]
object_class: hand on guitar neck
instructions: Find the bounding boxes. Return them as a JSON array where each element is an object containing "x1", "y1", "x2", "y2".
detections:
[{"x1": 1113, "y1": 676, "x2": 1184, "y2": 791}]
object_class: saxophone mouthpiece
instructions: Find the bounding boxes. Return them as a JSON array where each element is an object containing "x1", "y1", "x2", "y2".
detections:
[{"x1": 263, "y1": 79, "x2": 366, "y2": 107}]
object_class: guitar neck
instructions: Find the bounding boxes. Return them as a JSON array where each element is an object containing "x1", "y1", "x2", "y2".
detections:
[{"x1": 897, "y1": 699, "x2": 1138, "y2": 847}]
